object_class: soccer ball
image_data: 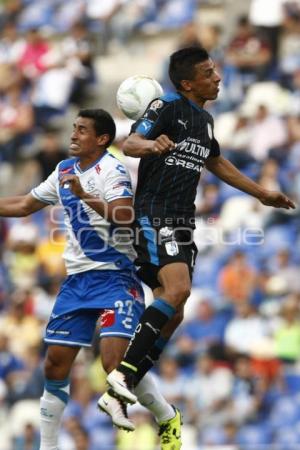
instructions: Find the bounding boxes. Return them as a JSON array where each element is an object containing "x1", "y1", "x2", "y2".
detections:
[{"x1": 116, "y1": 75, "x2": 164, "y2": 121}]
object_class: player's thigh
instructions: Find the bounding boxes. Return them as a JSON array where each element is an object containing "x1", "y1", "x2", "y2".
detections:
[{"x1": 100, "y1": 337, "x2": 129, "y2": 374}]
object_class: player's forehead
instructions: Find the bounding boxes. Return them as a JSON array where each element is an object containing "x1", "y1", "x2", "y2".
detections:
[
  {"x1": 73, "y1": 116, "x2": 95, "y2": 131},
  {"x1": 194, "y1": 58, "x2": 215, "y2": 74}
]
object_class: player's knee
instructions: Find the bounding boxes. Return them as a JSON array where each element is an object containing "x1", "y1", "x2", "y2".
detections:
[
  {"x1": 102, "y1": 355, "x2": 120, "y2": 374},
  {"x1": 44, "y1": 353, "x2": 68, "y2": 380},
  {"x1": 172, "y1": 308, "x2": 184, "y2": 327},
  {"x1": 164, "y1": 285, "x2": 191, "y2": 307}
]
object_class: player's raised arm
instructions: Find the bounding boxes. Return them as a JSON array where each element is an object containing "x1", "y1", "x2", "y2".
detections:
[
  {"x1": 0, "y1": 193, "x2": 48, "y2": 217},
  {"x1": 60, "y1": 174, "x2": 134, "y2": 225},
  {"x1": 205, "y1": 155, "x2": 296, "y2": 209},
  {"x1": 123, "y1": 132, "x2": 175, "y2": 158}
]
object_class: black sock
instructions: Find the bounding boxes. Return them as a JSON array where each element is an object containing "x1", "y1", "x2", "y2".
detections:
[
  {"x1": 119, "y1": 298, "x2": 175, "y2": 375},
  {"x1": 135, "y1": 338, "x2": 169, "y2": 384}
]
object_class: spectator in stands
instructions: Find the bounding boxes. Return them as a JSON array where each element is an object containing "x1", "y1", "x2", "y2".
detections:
[
  {"x1": 185, "y1": 350, "x2": 233, "y2": 430},
  {"x1": 274, "y1": 294, "x2": 300, "y2": 364},
  {"x1": 61, "y1": 20, "x2": 97, "y2": 106},
  {"x1": 117, "y1": 406, "x2": 158, "y2": 450},
  {"x1": 32, "y1": 127, "x2": 68, "y2": 181},
  {"x1": 218, "y1": 250, "x2": 257, "y2": 305},
  {"x1": 249, "y1": 0, "x2": 284, "y2": 67},
  {"x1": 5, "y1": 221, "x2": 39, "y2": 290},
  {"x1": 268, "y1": 248, "x2": 300, "y2": 294},
  {"x1": 176, "y1": 296, "x2": 228, "y2": 357},
  {"x1": 224, "y1": 300, "x2": 271, "y2": 355},
  {"x1": 248, "y1": 105, "x2": 288, "y2": 162},
  {"x1": 156, "y1": 356, "x2": 186, "y2": 411},
  {"x1": 230, "y1": 353, "x2": 263, "y2": 424},
  {"x1": 195, "y1": 183, "x2": 222, "y2": 219},
  {"x1": 0, "y1": 290, "x2": 41, "y2": 358},
  {"x1": 0, "y1": 78, "x2": 34, "y2": 163},
  {"x1": 224, "y1": 16, "x2": 272, "y2": 97},
  {"x1": 12, "y1": 422, "x2": 40, "y2": 450}
]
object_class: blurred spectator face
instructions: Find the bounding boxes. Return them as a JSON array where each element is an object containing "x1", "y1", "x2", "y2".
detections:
[
  {"x1": 223, "y1": 421, "x2": 238, "y2": 443},
  {"x1": 234, "y1": 355, "x2": 252, "y2": 378},
  {"x1": 255, "y1": 104, "x2": 269, "y2": 121},
  {"x1": 281, "y1": 296, "x2": 300, "y2": 322},
  {"x1": 237, "y1": 17, "x2": 252, "y2": 38},
  {"x1": 196, "y1": 299, "x2": 214, "y2": 321},
  {"x1": 230, "y1": 250, "x2": 247, "y2": 268},
  {"x1": 159, "y1": 357, "x2": 179, "y2": 379},
  {"x1": 276, "y1": 248, "x2": 290, "y2": 267},
  {"x1": 26, "y1": 28, "x2": 44, "y2": 44},
  {"x1": 23, "y1": 423, "x2": 37, "y2": 443},
  {"x1": 2, "y1": 21, "x2": 18, "y2": 41},
  {"x1": 0, "y1": 333, "x2": 9, "y2": 351},
  {"x1": 197, "y1": 354, "x2": 214, "y2": 374},
  {"x1": 42, "y1": 131, "x2": 62, "y2": 154},
  {"x1": 234, "y1": 301, "x2": 253, "y2": 318}
]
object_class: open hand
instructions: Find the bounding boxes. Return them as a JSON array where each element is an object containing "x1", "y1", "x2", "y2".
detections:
[{"x1": 260, "y1": 191, "x2": 296, "y2": 210}]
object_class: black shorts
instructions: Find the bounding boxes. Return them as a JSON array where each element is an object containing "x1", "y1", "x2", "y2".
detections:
[{"x1": 134, "y1": 216, "x2": 198, "y2": 290}]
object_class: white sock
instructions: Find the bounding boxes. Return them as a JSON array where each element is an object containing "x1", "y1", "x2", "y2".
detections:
[
  {"x1": 40, "y1": 390, "x2": 66, "y2": 450},
  {"x1": 134, "y1": 373, "x2": 175, "y2": 423}
]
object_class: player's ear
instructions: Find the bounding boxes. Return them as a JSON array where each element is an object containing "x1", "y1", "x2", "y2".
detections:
[
  {"x1": 180, "y1": 80, "x2": 192, "y2": 92},
  {"x1": 97, "y1": 134, "x2": 110, "y2": 146}
]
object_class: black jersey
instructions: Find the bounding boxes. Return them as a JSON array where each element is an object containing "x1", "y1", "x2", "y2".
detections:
[{"x1": 132, "y1": 92, "x2": 220, "y2": 226}]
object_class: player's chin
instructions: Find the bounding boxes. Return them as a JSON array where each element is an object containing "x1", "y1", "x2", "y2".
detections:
[
  {"x1": 210, "y1": 91, "x2": 219, "y2": 100},
  {"x1": 69, "y1": 148, "x2": 80, "y2": 156}
]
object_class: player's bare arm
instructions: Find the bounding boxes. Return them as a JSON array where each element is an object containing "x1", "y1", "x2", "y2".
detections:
[
  {"x1": 205, "y1": 155, "x2": 296, "y2": 210},
  {"x1": 123, "y1": 132, "x2": 175, "y2": 157},
  {"x1": 0, "y1": 193, "x2": 48, "y2": 217},
  {"x1": 60, "y1": 174, "x2": 134, "y2": 225}
]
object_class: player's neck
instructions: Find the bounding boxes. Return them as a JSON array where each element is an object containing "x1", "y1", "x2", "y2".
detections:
[
  {"x1": 78, "y1": 149, "x2": 106, "y2": 170},
  {"x1": 180, "y1": 91, "x2": 206, "y2": 108}
]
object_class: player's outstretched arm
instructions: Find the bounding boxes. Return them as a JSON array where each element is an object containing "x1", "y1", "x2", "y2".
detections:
[
  {"x1": 0, "y1": 193, "x2": 48, "y2": 217},
  {"x1": 123, "y1": 133, "x2": 175, "y2": 157},
  {"x1": 205, "y1": 155, "x2": 296, "y2": 210}
]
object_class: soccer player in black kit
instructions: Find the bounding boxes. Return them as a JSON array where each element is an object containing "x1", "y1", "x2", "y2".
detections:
[{"x1": 105, "y1": 47, "x2": 295, "y2": 448}]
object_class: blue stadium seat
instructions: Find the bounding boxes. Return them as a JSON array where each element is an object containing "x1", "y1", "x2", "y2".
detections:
[
  {"x1": 269, "y1": 396, "x2": 300, "y2": 428},
  {"x1": 237, "y1": 423, "x2": 273, "y2": 446},
  {"x1": 284, "y1": 374, "x2": 300, "y2": 394}
]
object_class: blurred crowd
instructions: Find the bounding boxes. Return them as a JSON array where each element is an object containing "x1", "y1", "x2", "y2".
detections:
[{"x1": 1, "y1": 0, "x2": 300, "y2": 449}]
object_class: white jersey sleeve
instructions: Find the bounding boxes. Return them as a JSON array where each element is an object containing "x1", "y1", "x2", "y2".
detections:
[
  {"x1": 103, "y1": 158, "x2": 133, "y2": 203},
  {"x1": 31, "y1": 166, "x2": 59, "y2": 205}
]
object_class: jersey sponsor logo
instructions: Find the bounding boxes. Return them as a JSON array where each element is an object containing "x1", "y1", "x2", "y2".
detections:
[
  {"x1": 139, "y1": 120, "x2": 152, "y2": 133},
  {"x1": 165, "y1": 155, "x2": 203, "y2": 173},
  {"x1": 207, "y1": 123, "x2": 213, "y2": 140},
  {"x1": 116, "y1": 164, "x2": 126, "y2": 175},
  {"x1": 149, "y1": 99, "x2": 163, "y2": 111},
  {"x1": 59, "y1": 166, "x2": 73, "y2": 175},
  {"x1": 46, "y1": 329, "x2": 70, "y2": 335},
  {"x1": 113, "y1": 181, "x2": 132, "y2": 189},
  {"x1": 100, "y1": 309, "x2": 115, "y2": 327},
  {"x1": 178, "y1": 119, "x2": 188, "y2": 130},
  {"x1": 177, "y1": 140, "x2": 210, "y2": 158}
]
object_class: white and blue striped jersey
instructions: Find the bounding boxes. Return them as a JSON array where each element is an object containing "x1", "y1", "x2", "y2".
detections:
[{"x1": 31, "y1": 150, "x2": 137, "y2": 275}]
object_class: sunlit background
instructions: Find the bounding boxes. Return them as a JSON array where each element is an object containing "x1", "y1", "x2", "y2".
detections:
[{"x1": 0, "y1": 0, "x2": 300, "y2": 449}]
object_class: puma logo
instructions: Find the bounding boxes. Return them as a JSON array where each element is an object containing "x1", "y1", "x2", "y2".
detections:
[{"x1": 178, "y1": 119, "x2": 188, "y2": 129}]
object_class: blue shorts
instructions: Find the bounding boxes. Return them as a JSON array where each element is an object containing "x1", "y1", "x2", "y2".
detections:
[{"x1": 44, "y1": 270, "x2": 145, "y2": 347}]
